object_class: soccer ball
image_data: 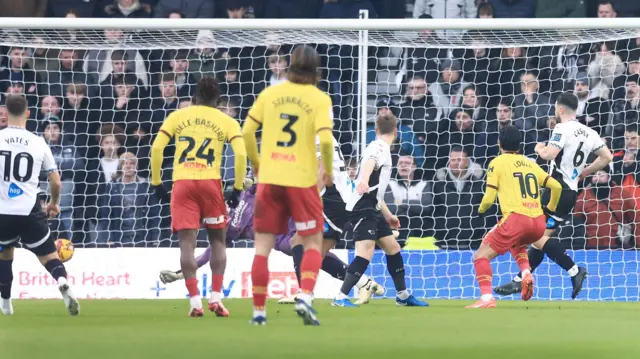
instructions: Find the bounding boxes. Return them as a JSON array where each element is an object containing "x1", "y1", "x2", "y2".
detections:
[{"x1": 55, "y1": 239, "x2": 75, "y2": 263}]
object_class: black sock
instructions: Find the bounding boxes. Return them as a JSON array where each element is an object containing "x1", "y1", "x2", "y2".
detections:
[
  {"x1": 340, "y1": 256, "x2": 370, "y2": 296},
  {"x1": 0, "y1": 260, "x2": 13, "y2": 299},
  {"x1": 44, "y1": 259, "x2": 67, "y2": 281},
  {"x1": 542, "y1": 238, "x2": 576, "y2": 272},
  {"x1": 291, "y1": 244, "x2": 304, "y2": 286},
  {"x1": 385, "y1": 252, "x2": 407, "y2": 292},
  {"x1": 528, "y1": 246, "x2": 546, "y2": 273},
  {"x1": 321, "y1": 255, "x2": 348, "y2": 281}
]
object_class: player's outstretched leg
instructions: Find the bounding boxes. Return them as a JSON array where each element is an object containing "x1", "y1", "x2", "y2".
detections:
[
  {"x1": 206, "y1": 229, "x2": 229, "y2": 317},
  {"x1": 178, "y1": 229, "x2": 203, "y2": 317},
  {"x1": 159, "y1": 247, "x2": 211, "y2": 284},
  {"x1": 467, "y1": 243, "x2": 498, "y2": 309},
  {"x1": 378, "y1": 236, "x2": 428, "y2": 307},
  {"x1": 37, "y1": 250, "x2": 79, "y2": 316},
  {"x1": 0, "y1": 247, "x2": 14, "y2": 315}
]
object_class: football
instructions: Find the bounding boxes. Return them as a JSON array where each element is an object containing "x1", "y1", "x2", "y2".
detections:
[{"x1": 55, "y1": 239, "x2": 75, "y2": 263}]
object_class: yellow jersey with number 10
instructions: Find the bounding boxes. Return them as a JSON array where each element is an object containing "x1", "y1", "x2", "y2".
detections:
[
  {"x1": 159, "y1": 105, "x2": 242, "y2": 181},
  {"x1": 246, "y1": 81, "x2": 333, "y2": 188}
]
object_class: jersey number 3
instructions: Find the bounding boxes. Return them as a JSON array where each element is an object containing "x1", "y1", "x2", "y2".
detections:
[
  {"x1": 513, "y1": 172, "x2": 539, "y2": 199},
  {"x1": 277, "y1": 113, "x2": 298, "y2": 147},
  {"x1": 178, "y1": 136, "x2": 215, "y2": 166},
  {"x1": 0, "y1": 151, "x2": 34, "y2": 182}
]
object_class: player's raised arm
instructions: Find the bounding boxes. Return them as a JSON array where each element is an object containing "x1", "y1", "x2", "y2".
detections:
[
  {"x1": 242, "y1": 93, "x2": 264, "y2": 173},
  {"x1": 150, "y1": 112, "x2": 176, "y2": 186},
  {"x1": 478, "y1": 158, "x2": 499, "y2": 215},
  {"x1": 580, "y1": 144, "x2": 614, "y2": 179},
  {"x1": 316, "y1": 99, "x2": 334, "y2": 185}
]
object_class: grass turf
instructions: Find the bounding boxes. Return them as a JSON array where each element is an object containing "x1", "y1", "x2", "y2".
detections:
[{"x1": 1, "y1": 299, "x2": 639, "y2": 359}]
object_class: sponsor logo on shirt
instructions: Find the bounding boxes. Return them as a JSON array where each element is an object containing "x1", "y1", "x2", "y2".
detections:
[
  {"x1": 7, "y1": 183, "x2": 24, "y2": 198},
  {"x1": 551, "y1": 133, "x2": 562, "y2": 142}
]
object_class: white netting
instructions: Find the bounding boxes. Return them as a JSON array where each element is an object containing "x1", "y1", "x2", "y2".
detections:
[{"x1": 2, "y1": 18, "x2": 640, "y2": 300}]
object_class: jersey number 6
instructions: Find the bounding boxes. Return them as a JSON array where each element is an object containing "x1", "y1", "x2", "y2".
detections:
[{"x1": 178, "y1": 136, "x2": 215, "y2": 166}]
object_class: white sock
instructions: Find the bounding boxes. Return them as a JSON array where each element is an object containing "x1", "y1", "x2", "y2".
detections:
[
  {"x1": 568, "y1": 265, "x2": 579, "y2": 277},
  {"x1": 297, "y1": 292, "x2": 313, "y2": 306},
  {"x1": 396, "y1": 290, "x2": 410, "y2": 300},
  {"x1": 355, "y1": 275, "x2": 371, "y2": 289},
  {"x1": 481, "y1": 294, "x2": 494, "y2": 301},
  {"x1": 335, "y1": 292, "x2": 348, "y2": 300},
  {"x1": 190, "y1": 295, "x2": 202, "y2": 309},
  {"x1": 209, "y1": 291, "x2": 221, "y2": 303},
  {"x1": 253, "y1": 309, "x2": 266, "y2": 318},
  {"x1": 521, "y1": 269, "x2": 531, "y2": 277},
  {"x1": 57, "y1": 277, "x2": 68, "y2": 286},
  {"x1": 513, "y1": 275, "x2": 522, "y2": 283}
]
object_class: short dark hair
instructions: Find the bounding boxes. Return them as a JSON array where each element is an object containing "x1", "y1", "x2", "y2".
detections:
[
  {"x1": 556, "y1": 92, "x2": 579, "y2": 112},
  {"x1": 477, "y1": 3, "x2": 494, "y2": 17},
  {"x1": 159, "y1": 72, "x2": 176, "y2": 84},
  {"x1": 498, "y1": 97, "x2": 513, "y2": 109},
  {"x1": 625, "y1": 124, "x2": 639, "y2": 134},
  {"x1": 599, "y1": 0, "x2": 615, "y2": 9},
  {"x1": 195, "y1": 77, "x2": 221, "y2": 106},
  {"x1": 499, "y1": 125, "x2": 522, "y2": 152},
  {"x1": 375, "y1": 113, "x2": 397, "y2": 135},
  {"x1": 5, "y1": 94, "x2": 28, "y2": 118},
  {"x1": 449, "y1": 145, "x2": 467, "y2": 156},
  {"x1": 111, "y1": 50, "x2": 126, "y2": 61},
  {"x1": 287, "y1": 45, "x2": 320, "y2": 85}
]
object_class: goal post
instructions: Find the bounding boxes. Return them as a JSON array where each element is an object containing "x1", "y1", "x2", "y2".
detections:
[{"x1": 2, "y1": 17, "x2": 640, "y2": 301}]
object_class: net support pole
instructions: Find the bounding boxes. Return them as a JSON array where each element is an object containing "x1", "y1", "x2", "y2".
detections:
[{"x1": 357, "y1": 9, "x2": 370, "y2": 159}]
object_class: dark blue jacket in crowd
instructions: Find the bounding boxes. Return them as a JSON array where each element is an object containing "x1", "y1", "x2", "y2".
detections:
[{"x1": 489, "y1": 0, "x2": 536, "y2": 18}]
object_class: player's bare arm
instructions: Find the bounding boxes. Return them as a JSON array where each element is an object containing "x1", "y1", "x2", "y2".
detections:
[
  {"x1": 535, "y1": 142, "x2": 561, "y2": 161},
  {"x1": 380, "y1": 202, "x2": 400, "y2": 229},
  {"x1": 46, "y1": 170, "x2": 61, "y2": 218},
  {"x1": 580, "y1": 146, "x2": 614, "y2": 179},
  {"x1": 356, "y1": 158, "x2": 376, "y2": 194}
]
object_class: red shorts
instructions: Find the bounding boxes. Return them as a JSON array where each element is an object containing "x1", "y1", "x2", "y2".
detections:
[
  {"x1": 254, "y1": 184, "x2": 323, "y2": 236},
  {"x1": 483, "y1": 213, "x2": 546, "y2": 255},
  {"x1": 171, "y1": 179, "x2": 227, "y2": 232}
]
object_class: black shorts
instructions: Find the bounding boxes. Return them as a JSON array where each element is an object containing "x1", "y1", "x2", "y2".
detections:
[
  {"x1": 0, "y1": 204, "x2": 55, "y2": 257},
  {"x1": 541, "y1": 188, "x2": 578, "y2": 229},
  {"x1": 349, "y1": 210, "x2": 393, "y2": 242},
  {"x1": 322, "y1": 189, "x2": 347, "y2": 242}
]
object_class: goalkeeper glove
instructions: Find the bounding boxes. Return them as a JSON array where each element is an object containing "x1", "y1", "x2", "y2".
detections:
[
  {"x1": 226, "y1": 188, "x2": 242, "y2": 209},
  {"x1": 152, "y1": 184, "x2": 170, "y2": 203}
]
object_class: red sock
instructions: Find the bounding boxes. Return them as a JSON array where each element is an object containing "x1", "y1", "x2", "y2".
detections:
[
  {"x1": 473, "y1": 258, "x2": 493, "y2": 296},
  {"x1": 211, "y1": 274, "x2": 223, "y2": 293},
  {"x1": 299, "y1": 249, "x2": 322, "y2": 294},
  {"x1": 185, "y1": 277, "x2": 199, "y2": 298},
  {"x1": 510, "y1": 246, "x2": 531, "y2": 273},
  {"x1": 251, "y1": 255, "x2": 269, "y2": 310}
]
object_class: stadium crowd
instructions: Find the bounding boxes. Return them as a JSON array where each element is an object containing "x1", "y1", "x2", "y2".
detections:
[{"x1": 1, "y1": 0, "x2": 640, "y2": 250}]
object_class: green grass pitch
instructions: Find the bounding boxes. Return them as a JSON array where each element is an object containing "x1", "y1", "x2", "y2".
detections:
[{"x1": 1, "y1": 299, "x2": 639, "y2": 359}]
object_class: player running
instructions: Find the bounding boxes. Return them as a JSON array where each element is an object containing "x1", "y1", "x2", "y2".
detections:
[
  {"x1": 467, "y1": 125, "x2": 563, "y2": 308},
  {"x1": 0, "y1": 95, "x2": 79, "y2": 316},
  {"x1": 243, "y1": 45, "x2": 334, "y2": 326},
  {"x1": 151, "y1": 78, "x2": 247, "y2": 317},
  {"x1": 333, "y1": 113, "x2": 428, "y2": 308},
  {"x1": 494, "y1": 93, "x2": 613, "y2": 299},
  {"x1": 158, "y1": 183, "x2": 384, "y2": 304}
]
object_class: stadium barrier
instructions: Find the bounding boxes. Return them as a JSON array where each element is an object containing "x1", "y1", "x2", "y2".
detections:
[{"x1": 12, "y1": 249, "x2": 640, "y2": 301}]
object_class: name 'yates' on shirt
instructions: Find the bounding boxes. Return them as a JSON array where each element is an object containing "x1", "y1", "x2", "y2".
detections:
[{"x1": 174, "y1": 118, "x2": 226, "y2": 141}]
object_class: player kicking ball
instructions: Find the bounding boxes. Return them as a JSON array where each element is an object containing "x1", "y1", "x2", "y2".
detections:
[
  {"x1": 493, "y1": 93, "x2": 612, "y2": 299},
  {"x1": 158, "y1": 182, "x2": 384, "y2": 305},
  {"x1": 0, "y1": 95, "x2": 79, "y2": 316},
  {"x1": 332, "y1": 113, "x2": 427, "y2": 308},
  {"x1": 151, "y1": 78, "x2": 247, "y2": 317},
  {"x1": 467, "y1": 125, "x2": 563, "y2": 308}
]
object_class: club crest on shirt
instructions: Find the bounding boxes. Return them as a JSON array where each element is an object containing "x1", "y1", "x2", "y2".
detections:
[{"x1": 551, "y1": 133, "x2": 562, "y2": 142}]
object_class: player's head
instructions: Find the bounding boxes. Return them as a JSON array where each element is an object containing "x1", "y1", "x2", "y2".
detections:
[
  {"x1": 554, "y1": 92, "x2": 579, "y2": 122},
  {"x1": 4, "y1": 94, "x2": 29, "y2": 126},
  {"x1": 194, "y1": 77, "x2": 221, "y2": 107},
  {"x1": 375, "y1": 113, "x2": 398, "y2": 141},
  {"x1": 498, "y1": 125, "x2": 522, "y2": 153},
  {"x1": 287, "y1": 45, "x2": 320, "y2": 85}
]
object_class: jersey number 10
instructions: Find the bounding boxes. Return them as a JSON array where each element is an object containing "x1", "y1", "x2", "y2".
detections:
[
  {"x1": 0, "y1": 151, "x2": 34, "y2": 182},
  {"x1": 513, "y1": 172, "x2": 539, "y2": 199}
]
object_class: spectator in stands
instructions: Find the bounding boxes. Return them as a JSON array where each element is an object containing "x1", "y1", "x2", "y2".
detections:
[
  {"x1": 45, "y1": 49, "x2": 86, "y2": 97},
  {"x1": 489, "y1": 0, "x2": 535, "y2": 18},
  {"x1": 189, "y1": 31, "x2": 224, "y2": 80},
  {"x1": 536, "y1": 0, "x2": 586, "y2": 17},
  {"x1": 436, "y1": 108, "x2": 486, "y2": 168},
  {"x1": 513, "y1": 71, "x2": 552, "y2": 155},
  {"x1": 0, "y1": 0, "x2": 47, "y2": 16},
  {"x1": 612, "y1": 125, "x2": 640, "y2": 200},
  {"x1": 1, "y1": 82, "x2": 35, "y2": 111},
  {"x1": 226, "y1": 2, "x2": 250, "y2": 18},
  {"x1": 476, "y1": 2, "x2": 494, "y2": 18},
  {"x1": 488, "y1": 47, "x2": 529, "y2": 103},
  {"x1": 150, "y1": 72, "x2": 179, "y2": 134},
  {"x1": 0, "y1": 105, "x2": 6, "y2": 130},
  {"x1": 597, "y1": 1, "x2": 617, "y2": 17},
  {"x1": 612, "y1": 75, "x2": 640, "y2": 149},
  {"x1": 98, "y1": 50, "x2": 146, "y2": 99},
  {"x1": 104, "y1": 75, "x2": 148, "y2": 136},
  {"x1": 266, "y1": 51, "x2": 288, "y2": 87},
  {"x1": 102, "y1": 0, "x2": 154, "y2": 18},
  {"x1": 40, "y1": 117, "x2": 84, "y2": 236},
  {"x1": 62, "y1": 82, "x2": 100, "y2": 153},
  {"x1": 398, "y1": 76, "x2": 440, "y2": 139},
  {"x1": 47, "y1": 0, "x2": 96, "y2": 17},
  {"x1": 167, "y1": 49, "x2": 197, "y2": 99},
  {"x1": 97, "y1": 152, "x2": 161, "y2": 246},
  {"x1": 588, "y1": 41, "x2": 625, "y2": 90},
  {"x1": 413, "y1": 0, "x2": 476, "y2": 38},
  {"x1": 536, "y1": 43, "x2": 591, "y2": 96},
  {"x1": 612, "y1": 50, "x2": 640, "y2": 100},
  {"x1": 574, "y1": 72, "x2": 611, "y2": 135},
  {"x1": 575, "y1": 169, "x2": 639, "y2": 248},
  {"x1": 432, "y1": 146, "x2": 491, "y2": 249},
  {"x1": 33, "y1": 95, "x2": 62, "y2": 132},
  {"x1": 0, "y1": 47, "x2": 39, "y2": 101},
  {"x1": 384, "y1": 153, "x2": 433, "y2": 240},
  {"x1": 482, "y1": 98, "x2": 514, "y2": 163},
  {"x1": 405, "y1": 14, "x2": 447, "y2": 84},
  {"x1": 154, "y1": 0, "x2": 214, "y2": 18},
  {"x1": 430, "y1": 59, "x2": 469, "y2": 117},
  {"x1": 461, "y1": 84, "x2": 487, "y2": 122},
  {"x1": 218, "y1": 96, "x2": 239, "y2": 119},
  {"x1": 260, "y1": 0, "x2": 323, "y2": 18},
  {"x1": 454, "y1": 33, "x2": 491, "y2": 98}
]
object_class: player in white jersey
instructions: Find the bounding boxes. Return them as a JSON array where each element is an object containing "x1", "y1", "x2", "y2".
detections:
[
  {"x1": 332, "y1": 114, "x2": 428, "y2": 308},
  {"x1": 0, "y1": 95, "x2": 79, "y2": 316},
  {"x1": 281, "y1": 134, "x2": 385, "y2": 305},
  {"x1": 495, "y1": 93, "x2": 613, "y2": 299}
]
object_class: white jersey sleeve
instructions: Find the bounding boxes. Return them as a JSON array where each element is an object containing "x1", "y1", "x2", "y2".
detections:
[
  {"x1": 548, "y1": 125, "x2": 568, "y2": 150},
  {"x1": 42, "y1": 139, "x2": 58, "y2": 173},
  {"x1": 346, "y1": 140, "x2": 392, "y2": 212},
  {"x1": 316, "y1": 135, "x2": 351, "y2": 201}
]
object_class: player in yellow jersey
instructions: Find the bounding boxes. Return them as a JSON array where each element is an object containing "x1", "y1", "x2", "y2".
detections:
[
  {"x1": 150, "y1": 78, "x2": 247, "y2": 317},
  {"x1": 467, "y1": 125, "x2": 563, "y2": 309},
  {"x1": 242, "y1": 45, "x2": 334, "y2": 326}
]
